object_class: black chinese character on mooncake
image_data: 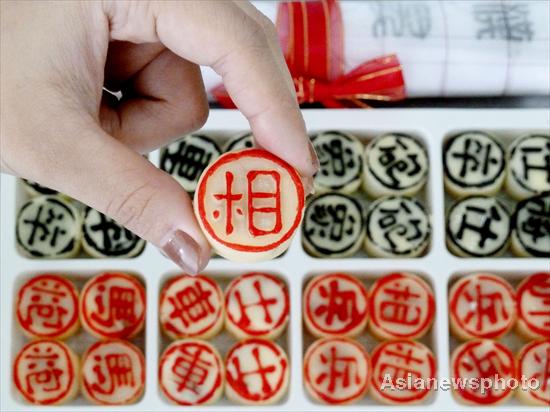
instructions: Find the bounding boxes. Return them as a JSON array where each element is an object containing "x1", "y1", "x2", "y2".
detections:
[
  {"x1": 21, "y1": 179, "x2": 59, "y2": 197},
  {"x1": 505, "y1": 134, "x2": 550, "y2": 200},
  {"x1": 302, "y1": 193, "x2": 365, "y2": 258},
  {"x1": 446, "y1": 196, "x2": 511, "y2": 257},
  {"x1": 363, "y1": 133, "x2": 428, "y2": 197},
  {"x1": 160, "y1": 134, "x2": 221, "y2": 192},
  {"x1": 311, "y1": 131, "x2": 363, "y2": 194},
  {"x1": 444, "y1": 132, "x2": 506, "y2": 198},
  {"x1": 16, "y1": 195, "x2": 81, "y2": 258},
  {"x1": 365, "y1": 196, "x2": 431, "y2": 258},
  {"x1": 82, "y1": 207, "x2": 145, "y2": 258},
  {"x1": 511, "y1": 192, "x2": 550, "y2": 257},
  {"x1": 224, "y1": 132, "x2": 255, "y2": 152}
]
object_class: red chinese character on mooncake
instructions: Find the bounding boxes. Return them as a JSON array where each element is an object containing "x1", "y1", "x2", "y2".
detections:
[
  {"x1": 451, "y1": 339, "x2": 516, "y2": 405},
  {"x1": 225, "y1": 273, "x2": 289, "y2": 340},
  {"x1": 225, "y1": 339, "x2": 289, "y2": 405},
  {"x1": 16, "y1": 274, "x2": 79, "y2": 339},
  {"x1": 517, "y1": 340, "x2": 550, "y2": 406},
  {"x1": 13, "y1": 340, "x2": 79, "y2": 405},
  {"x1": 449, "y1": 273, "x2": 517, "y2": 340},
  {"x1": 194, "y1": 149, "x2": 304, "y2": 262},
  {"x1": 81, "y1": 340, "x2": 145, "y2": 405},
  {"x1": 304, "y1": 273, "x2": 369, "y2": 338},
  {"x1": 160, "y1": 275, "x2": 224, "y2": 340},
  {"x1": 370, "y1": 340, "x2": 436, "y2": 405},
  {"x1": 80, "y1": 273, "x2": 146, "y2": 339},
  {"x1": 159, "y1": 340, "x2": 224, "y2": 405},
  {"x1": 304, "y1": 337, "x2": 370, "y2": 405},
  {"x1": 369, "y1": 273, "x2": 435, "y2": 340},
  {"x1": 517, "y1": 273, "x2": 550, "y2": 340}
]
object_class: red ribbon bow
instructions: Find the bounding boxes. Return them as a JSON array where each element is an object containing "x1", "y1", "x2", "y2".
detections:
[{"x1": 212, "y1": 0, "x2": 406, "y2": 108}]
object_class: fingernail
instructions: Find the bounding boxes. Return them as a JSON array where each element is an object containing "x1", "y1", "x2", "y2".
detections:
[
  {"x1": 161, "y1": 230, "x2": 203, "y2": 275},
  {"x1": 308, "y1": 140, "x2": 320, "y2": 173}
]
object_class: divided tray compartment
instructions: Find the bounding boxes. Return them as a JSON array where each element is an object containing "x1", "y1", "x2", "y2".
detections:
[
  {"x1": 1, "y1": 109, "x2": 549, "y2": 411},
  {"x1": 442, "y1": 128, "x2": 550, "y2": 258}
]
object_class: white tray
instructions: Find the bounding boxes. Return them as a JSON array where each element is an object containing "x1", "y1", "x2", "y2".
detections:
[{"x1": 1, "y1": 109, "x2": 549, "y2": 412}]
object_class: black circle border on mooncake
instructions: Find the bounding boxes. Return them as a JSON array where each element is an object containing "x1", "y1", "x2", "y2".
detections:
[
  {"x1": 366, "y1": 133, "x2": 429, "y2": 191},
  {"x1": 446, "y1": 195, "x2": 511, "y2": 258},
  {"x1": 311, "y1": 130, "x2": 363, "y2": 191},
  {"x1": 302, "y1": 192, "x2": 365, "y2": 257},
  {"x1": 16, "y1": 196, "x2": 80, "y2": 258},
  {"x1": 443, "y1": 131, "x2": 506, "y2": 189},
  {"x1": 366, "y1": 195, "x2": 431, "y2": 256},
  {"x1": 512, "y1": 191, "x2": 550, "y2": 258},
  {"x1": 225, "y1": 132, "x2": 254, "y2": 152}
]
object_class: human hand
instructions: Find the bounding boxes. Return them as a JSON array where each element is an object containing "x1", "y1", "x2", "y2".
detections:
[{"x1": 1, "y1": 1, "x2": 319, "y2": 272}]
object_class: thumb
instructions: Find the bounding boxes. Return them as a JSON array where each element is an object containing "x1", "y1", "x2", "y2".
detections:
[{"x1": 24, "y1": 117, "x2": 211, "y2": 274}]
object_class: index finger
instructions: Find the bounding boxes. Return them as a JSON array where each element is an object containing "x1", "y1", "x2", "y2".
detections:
[{"x1": 107, "y1": 0, "x2": 319, "y2": 178}]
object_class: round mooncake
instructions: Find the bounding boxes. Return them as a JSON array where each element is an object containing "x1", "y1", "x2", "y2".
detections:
[
  {"x1": 224, "y1": 132, "x2": 254, "y2": 152},
  {"x1": 160, "y1": 133, "x2": 221, "y2": 192},
  {"x1": 82, "y1": 207, "x2": 145, "y2": 258},
  {"x1": 363, "y1": 133, "x2": 428, "y2": 197},
  {"x1": 443, "y1": 131, "x2": 505, "y2": 198},
  {"x1": 365, "y1": 196, "x2": 431, "y2": 258},
  {"x1": 451, "y1": 340, "x2": 516, "y2": 405},
  {"x1": 16, "y1": 274, "x2": 79, "y2": 340},
  {"x1": 369, "y1": 273, "x2": 435, "y2": 340},
  {"x1": 13, "y1": 340, "x2": 79, "y2": 405},
  {"x1": 516, "y1": 273, "x2": 550, "y2": 340},
  {"x1": 80, "y1": 273, "x2": 146, "y2": 339},
  {"x1": 194, "y1": 149, "x2": 304, "y2": 262},
  {"x1": 449, "y1": 273, "x2": 516, "y2": 340},
  {"x1": 303, "y1": 273, "x2": 368, "y2": 338},
  {"x1": 225, "y1": 273, "x2": 289, "y2": 340},
  {"x1": 516, "y1": 340, "x2": 550, "y2": 406},
  {"x1": 370, "y1": 340, "x2": 436, "y2": 405},
  {"x1": 511, "y1": 192, "x2": 550, "y2": 257},
  {"x1": 311, "y1": 131, "x2": 363, "y2": 193},
  {"x1": 505, "y1": 134, "x2": 550, "y2": 200},
  {"x1": 446, "y1": 196, "x2": 510, "y2": 257},
  {"x1": 81, "y1": 340, "x2": 145, "y2": 405},
  {"x1": 21, "y1": 178, "x2": 59, "y2": 197},
  {"x1": 225, "y1": 339, "x2": 289, "y2": 405},
  {"x1": 159, "y1": 339, "x2": 224, "y2": 405},
  {"x1": 304, "y1": 337, "x2": 370, "y2": 405},
  {"x1": 159, "y1": 274, "x2": 224, "y2": 340},
  {"x1": 16, "y1": 195, "x2": 81, "y2": 258},
  {"x1": 302, "y1": 193, "x2": 364, "y2": 258}
]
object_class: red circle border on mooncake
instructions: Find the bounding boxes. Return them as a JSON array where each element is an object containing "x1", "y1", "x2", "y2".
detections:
[
  {"x1": 369, "y1": 273, "x2": 435, "y2": 339},
  {"x1": 452, "y1": 340, "x2": 516, "y2": 405},
  {"x1": 517, "y1": 340, "x2": 550, "y2": 405},
  {"x1": 81, "y1": 340, "x2": 145, "y2": 405},
  {"x1": 304, "y1": 273, "x2": 368, "y2": 336},
  {"x1": 196, "y1": 149, "x2": 305, "y2": 253},
  {"x1": 80, "y1": 273, "x2": 146, "y2": 339},
  {"x1": 450, "y1": 274, "x2": 516, "y2": 339},
  {"x1": 517, "y1": 273, "x2": 550, "y2": 338},
  {"x1": 304, "y1": 337, "x2": 370, "y2": 404},
  {"x1": 225, "y1": 273, "x2": 289, "y2": 336},
  {"x1": 160, "y1": 275, "x2": 223, "y2": 338},
  {"x1": 16, "y1": 274, "x2": 79, "y2": 338},
  {"x1": 225, "y1": 338, "x2": 288, "y2": 402},
  {"x1": 13, "y1": 340, "x2": 75, "y2": 405},
  {"x1": 370, "y1": 340, "x2": 436, "y2": 403},
  {"x1": 159, "y1": 340, "x2": 223, "y2": 406}
]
